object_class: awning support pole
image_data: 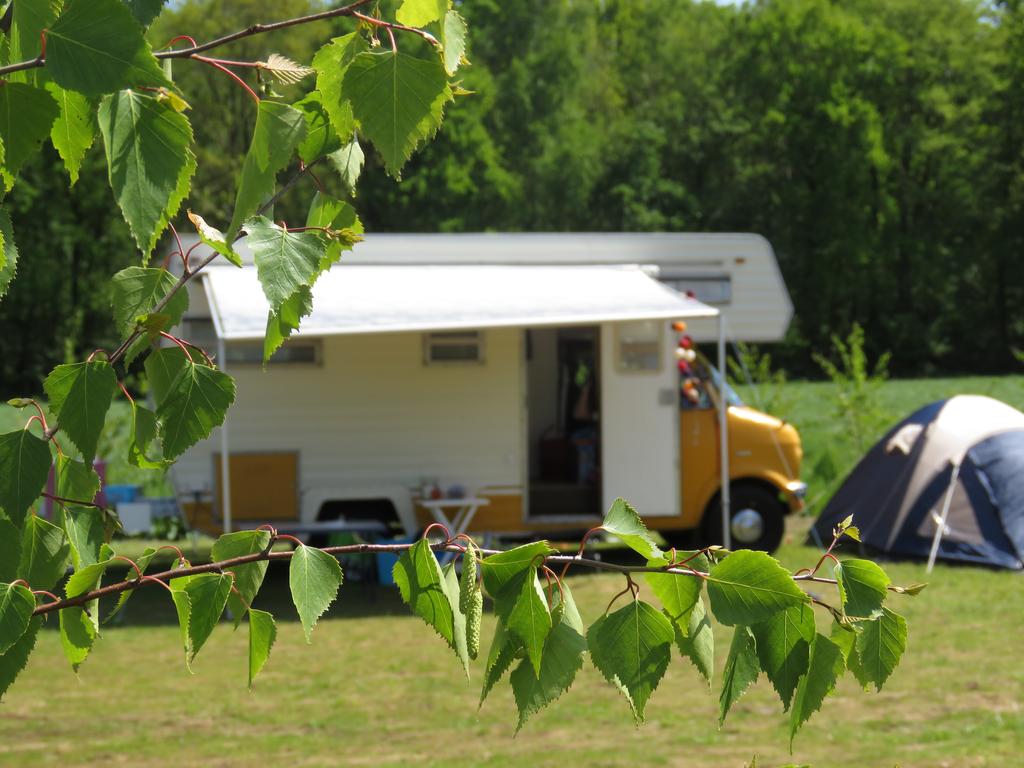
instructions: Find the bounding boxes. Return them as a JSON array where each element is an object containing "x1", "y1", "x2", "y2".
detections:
[
  {"x1": 204, "y1": 272, "x2": 233, "y2": 536},
  {"x1": 217, "y1": 336, "x2": 232, "y2": 535},
  {"x1": 926, "y1": 459, "x2": 961, "y2": 574},
  {"x1": 718, "y1": 315, "x2": 731, "y2": 549}
]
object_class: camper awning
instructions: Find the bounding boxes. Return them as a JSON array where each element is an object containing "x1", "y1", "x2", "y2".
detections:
[{"x1": 201, "y1": 264, "x2": 718, "y2": 339}]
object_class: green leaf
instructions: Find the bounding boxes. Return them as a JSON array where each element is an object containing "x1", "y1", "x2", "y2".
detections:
[
  {"x1": 182, "y1": 572, "x2": 232, "y2": 662},
  {"x1": 64, "y1": 543, "x2": 115, "y2": 603},
  {"x1": 343, "y1": 51, "x2": 452, "y2": 179},
  {"x1": 144, "y1": 346, "x2": 189, "y2": 406},
  {"x1": 670, "y1": 595, "x2": 714, "y2": 686},
  {"x1": 480, "y1": 541, "x2": 554, "y2": 601},
  {"x1": 46, "y1": 83, "x2": 96, "y2": 185},
  {"x1": 0, "y1": 208, "x2": 20, "y2": 299},
  {"x1": 47, "y1": 0, "x2": 172, "y2": 96},
  {"x1": 59, "y1": 606, "x2": 97, "y2": 672},
  {"x1": 853, "y1": 607, "x2": 907, "y2": 691},
  {"x1": 0, "y1": 518, "x2": 20, "y2": 583},
  {"x1": 17, "y1": 515, "x2": 69, "y2": 594},
  {"x1": 480, "y1": 619, "x2": 519, "y2": 707},
  {"x1": 509, "y1": 582, "x2": 587, "y2": 732},
  {"x1": 155, "y1": 359, "x2": 236, "y2": 461},
  {"x1": 834, "y1": 559, "x2": 890, "y2": 619},
  {"x1": 393, "y1": 539, "x2": 456, "y2": 648},
  {"x1": 228, "y1": 100, "x2": 307, "y2": 239},
  {"x1": 328, "y1": 139, "x2": 364, "y2": 194},
  {"x1": 790, "y1": 633, "x2": 845, "y2": 747},
  {"x1": 124, "y1": 0, "x2": 168, "y2": 28},
  {"x1": 750, "y1": 603, "x2": 815, "y2": 711},
  {"x1": 8, "y1": 0, "x2": 59, "y2": 86},
  {"x1": 110, "y1": 267, "x2": 188, "y2": 339},
  {"x1": 588, "y1": 600, "x2": 674, "y2": 723},
  {"x1": 311, "y1": 34, "x2": 367, "y2": 147},
  {"x1": 0, "y1": 583, "x2": 35, "y2": 655},
  {"x1": 248, "y1": 608, "x2": 276, "y2": 688},
  {"x1": 0, "y1": 616, "x2": 40, "y2": 702},
  {"x1": 263, "y1": 286, "x2": 313, "y2": 364},
  {"x1": 645, "y1": 551, "x2": 706, "y2": 630},
  {"x1": 305, "y1": 192, "x2": 363, "y2": 271},
  {"x1": 105, "y1": 547, "x2": 158, "y2": 623},
  {"x1": 170, "y1": 588, "x2": 192, "y2": 666},
  {"x1": 43, "y1": 361, "x2": 117, "y2": 463},
  {"x1": 289, "y1": 544, "x2": 343, "y2": 643},
  {"x1": 601, "y1": 498, "x2": 663, "y2": 560},
  {"x1": 506, "y1": 568, "x2": 551, "y2": 677},
  {"x1": 187, "y1": 211, "x2": 242, "y2": 267},
  {"x1": 295, "y1": 91, "x2": 342, "y2": 164},
  {"x1": 0, "y1": 430, "x2": 52, "y2": 527},
  {"x1": 396, "y1": 0, "x2": 448, "y2": 27},
  {"x1": 246, "y1": 216, "x2": 326, "y2": 313},
  {"x1": 55, "y1": 455, "x2": 100, "y2": 504},
  {"x1": 441, "y1": 10, "x2": 468, "y2": 76},
  {"x1": 441, "y1": 562, "x2": 470, "y2": 677},
  {"x1": 211, "y1": 530, "x2": 271, "y2": 628},
  {"x1": 719, "y1": 626, "x2": 760, "y2": 726},
  {"x1": 0, "y1": 82, "x2": 59, "y2": 190},
  {"x1": 127, "y1": 402, "x2": 170, "y2": 470},
  {"x1": 98, "y1": 90, "x2": 196, "y2": 257},
  {"x1": 706, "y1": 550, "x2": 809, "y2": 626},
  {"x1": 62, "y1": 506, "x2": 105, "y2": 571}
]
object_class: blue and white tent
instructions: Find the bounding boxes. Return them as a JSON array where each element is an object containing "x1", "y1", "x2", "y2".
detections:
[{"x1": 812, "y1": 396, "x2": 1024, "y2": 571}]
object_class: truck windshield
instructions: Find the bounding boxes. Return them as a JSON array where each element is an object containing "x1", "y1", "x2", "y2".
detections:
[{"x1": 708, "y1": 364, "x2": 745, "y2": 407}]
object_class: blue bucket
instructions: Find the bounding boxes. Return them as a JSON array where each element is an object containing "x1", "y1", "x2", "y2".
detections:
[
  {"x1": 376, "y1": 536, "x2": 414, "y2": 586},
  {"x1": 104, "y1": 484, "x2": 140, "y2": 506}
]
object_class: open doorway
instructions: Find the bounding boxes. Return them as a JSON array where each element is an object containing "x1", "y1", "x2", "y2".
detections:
[{"x1": 526, "y1": 326, "x2": 602, "y2": 517}]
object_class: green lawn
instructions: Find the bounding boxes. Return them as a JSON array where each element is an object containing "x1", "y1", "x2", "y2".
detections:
[{"x1": 1, "y1": 516, "x2": 1021, "y2": 767}]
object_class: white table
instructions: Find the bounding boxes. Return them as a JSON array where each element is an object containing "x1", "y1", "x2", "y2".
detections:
[{"x1": 417, "y1": 497, "x2": 490, "y2": 559}]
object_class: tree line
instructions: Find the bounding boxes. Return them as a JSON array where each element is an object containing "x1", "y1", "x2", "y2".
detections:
[{"x1": 2, "y1": 0, "x2": 1021, "y2": 391}]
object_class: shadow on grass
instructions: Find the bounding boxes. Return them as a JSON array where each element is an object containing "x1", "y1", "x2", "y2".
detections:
[{"x1": 44, "y1": 559, "x2": 412, "y2": 630}]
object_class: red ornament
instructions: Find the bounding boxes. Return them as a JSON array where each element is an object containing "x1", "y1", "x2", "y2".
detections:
[{"x1": 678, "y1": 335, "x2": 693, "y2": 349}]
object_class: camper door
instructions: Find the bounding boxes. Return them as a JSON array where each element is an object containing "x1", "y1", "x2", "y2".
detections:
[{"x1": 600, "y1": 321, "x2": 680, "y2": 516}]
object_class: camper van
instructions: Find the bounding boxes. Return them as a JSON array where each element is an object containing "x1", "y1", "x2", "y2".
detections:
[{"x1": 170, "y1": 232, "x2": 804, "y2": 552}]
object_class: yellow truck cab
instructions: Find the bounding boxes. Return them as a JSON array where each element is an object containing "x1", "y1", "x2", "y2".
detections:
[{"x1": 664, "y1": 355, "x2": 805, "y2": 552}]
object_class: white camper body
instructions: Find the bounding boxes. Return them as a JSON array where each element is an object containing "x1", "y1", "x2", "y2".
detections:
[{"x1": 170, "y1": 233, "x2": 791, "y2": 538}]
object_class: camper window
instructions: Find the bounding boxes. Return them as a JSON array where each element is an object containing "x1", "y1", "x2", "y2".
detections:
[
  {"x1": 423, "y1": 331, "x2": 484, "y2": 364},
  {"x1": 616, "y1": 321, "x2": 662, "y2": 372},
  {"x1": 659, "y1": 272, "x2": 732, "y2": 305},
  {"x1": 179, "y1": 318, "x2": 321, "y2": 365},
  {"x1": 226, "y1": 341, "x2": 320, "y2": 365}
]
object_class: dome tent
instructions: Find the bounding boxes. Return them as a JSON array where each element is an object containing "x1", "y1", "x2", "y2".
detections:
[{"x1": 811, "y1": 396, "x2": 1024, "y2": 570}]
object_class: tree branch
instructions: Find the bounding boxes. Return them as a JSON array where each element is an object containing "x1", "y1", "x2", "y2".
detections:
[
  {"x1": 34, "y1": 542, "x2": 716, "y2": 617},
  {"x1": 0, "y1": 0, "x2": 376, "y2": 78}
]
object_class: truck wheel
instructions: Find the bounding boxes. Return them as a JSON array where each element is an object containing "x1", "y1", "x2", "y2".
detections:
[{"x1": 700, "y1": 484, "x2": 786, "y2": 553}]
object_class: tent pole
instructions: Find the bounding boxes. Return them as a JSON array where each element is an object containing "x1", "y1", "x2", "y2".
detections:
[
  {"x1": 926, "y1": 460, "x2": 961, "y2": 574},
  {"x1": 718, "y1": 315, "x2": 731, "y2": 549}
]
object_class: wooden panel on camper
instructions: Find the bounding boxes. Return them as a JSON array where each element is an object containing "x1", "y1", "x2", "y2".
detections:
[{"x1": 209, "y1": 452, "x2": 300, "y2": 529}]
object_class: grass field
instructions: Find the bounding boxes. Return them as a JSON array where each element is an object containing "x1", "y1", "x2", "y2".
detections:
[
  {"x1": 1, "y1": 516, "x2": 1021, "y2": 768},
  {"x1": 2, "y1": 376, "x2": 1023, "y2": 766}
]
